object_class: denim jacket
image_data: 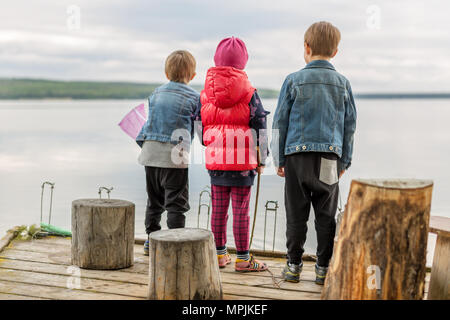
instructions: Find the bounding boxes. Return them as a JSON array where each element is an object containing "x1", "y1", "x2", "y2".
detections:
[
  {"x1": 136, "y1": 81, "x2": 200, "y2": 147},
  {"x1": 271, "y1": 60, "x2": 357, "y2": 171}
]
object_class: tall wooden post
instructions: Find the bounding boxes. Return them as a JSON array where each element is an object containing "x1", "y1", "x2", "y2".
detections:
[
  {"x1": 322, "y1": 179, "x2": 433, "y2": 300},
  {"x1": 148, "y1": 228, "x2": 223, "y2": 300}
]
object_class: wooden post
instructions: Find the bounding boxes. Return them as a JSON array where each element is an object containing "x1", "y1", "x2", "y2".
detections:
[
  {"x1": 322, "y1": 179, "x2": 433, "y2": 300},
  {"x1": 71, "y1": 199, "x2": 135, "y2": 270},
  {"x1": 428, "y1": 216, "x2": 450, "y2": 300},
  {"x1": 148, "y1": 228, "x2": 223, "y2": 300}
]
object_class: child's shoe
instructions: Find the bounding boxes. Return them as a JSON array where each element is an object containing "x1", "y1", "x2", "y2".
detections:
[
  {"x1": 144, "y1": 237, "x2": 150, "y2": 256},
  {"x1": 235, "y1": 255, "x2": 268, "y2": 272},
  {"x1": 217, "y1": 254, "x2": 232, "y2": 268},
  {"x1": 282, "y1": 262, "x2": 303, "y2": 283},
  {"x1": 315, "y1": 264, "x2": 328, "y2": 285}
]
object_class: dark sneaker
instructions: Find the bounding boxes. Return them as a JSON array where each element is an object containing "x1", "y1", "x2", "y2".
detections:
[
  {"x1": 282, "y1": 262, "x2": 303, "y2": 283},
  {"x1": 315, "y1": 264, "x2": 328, "y2": 285},
  {"x1": 144, "y1": 238, "x2": 150, "y2": 256}
]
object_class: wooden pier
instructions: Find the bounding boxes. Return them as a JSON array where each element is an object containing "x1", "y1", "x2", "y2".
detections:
[{"x1": 0, "y1": 234, "x2": 327, "y2": 300}]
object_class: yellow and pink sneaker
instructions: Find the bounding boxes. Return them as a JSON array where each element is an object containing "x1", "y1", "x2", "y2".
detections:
[{"x1": 217, "y1": 253, "x2": 232, "y2": 268}]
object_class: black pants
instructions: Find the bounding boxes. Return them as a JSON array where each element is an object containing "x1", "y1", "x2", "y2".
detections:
[
  {"x1": 284, "y1": 152, "x2": 339, "y2": 267},
  {"x1": 145, "y1": 166, "x2": 190, "y2": 234}
]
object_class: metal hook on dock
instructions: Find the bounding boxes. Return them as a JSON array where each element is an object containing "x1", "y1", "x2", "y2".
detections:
[
  {"x1": 263, "y1": 200, "x2": 279, "y2": 252},
  {"x1": 98, "y1": 187, "x2": 114, "y2": 199},
  {"x1": 197, "y1": 186, "x2": 211, "y2": 229},
  {"x1": 40, "y1": 181, "x2": 55, "y2": 225}
]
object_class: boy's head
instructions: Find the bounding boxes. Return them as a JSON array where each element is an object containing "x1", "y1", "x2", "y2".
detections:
[
  {"x1": 165, "y1": 50, "x2": 196, "y2": 84},
  {"x1": 214, "y1": 36, "x2": 248, "y2": 70},
  {"x1": 304, "y1": 21, "x2": 341, "y2": 63}
]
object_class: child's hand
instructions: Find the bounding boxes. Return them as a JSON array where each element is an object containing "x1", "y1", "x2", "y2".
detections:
[
  {"x1": 339, "y1": 170, "x2": 345, "y2": 179},
  {"x1": 276, "y1": 167, "x2": 285, "y2": 177},
  {"x1": 257, "y1": 166, "x2": 265, "y2": 174}
]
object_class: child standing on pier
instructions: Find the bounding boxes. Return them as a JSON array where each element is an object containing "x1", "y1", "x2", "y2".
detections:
[
  {"x1": 196, "y1": 37, "x2": 269, "y2": 272},
  {"x1": 136, "y1": 50, "x2": 199, "y2": 255},
  {"x1": 272, "y1": 22, "x2": 357, "y2": 284}
]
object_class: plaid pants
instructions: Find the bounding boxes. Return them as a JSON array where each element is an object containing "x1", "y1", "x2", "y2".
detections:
[{"x1": 211, "y1": 185, "x2": 251, "y2": 252}]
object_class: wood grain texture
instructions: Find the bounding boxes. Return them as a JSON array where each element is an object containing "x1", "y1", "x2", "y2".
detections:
[
  {"x1": 71, "y1": 199, "x2": 135, "y2": 270},
  {"x1": 427, "y1": 233, "x2": 450, "y2": 300},
  {"x1": 0, "y1": 228, "x2": 19, "y2": 253},
  {"x1": 148, "y1": 228, "x2": 222, "y2": 300},
  {"x1": 429, "y1": 216, "x2": 450, "y2": 236},
  {"x1": 322, "y1": 179, "x2": 433, "y2": 300},
  {"x1": 0, "y1": 236, "x2": 431, "y2": 300}
]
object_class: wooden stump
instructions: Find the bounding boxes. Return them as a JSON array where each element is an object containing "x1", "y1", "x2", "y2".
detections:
[
  {"x1": 428, "y1": 216, "x2": 450, "y2": 300},
  {"x1": 71, "y1": 199, "x2": 135, "y2": 270},
  {"x1": 148, "y1": 228, "x2": 222, "y2": 300},
  {"x1": 322, "y1": 179, "x2": 433, "y2": 300}
]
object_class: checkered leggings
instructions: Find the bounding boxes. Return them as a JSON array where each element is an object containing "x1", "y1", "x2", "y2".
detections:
[{"x1": 211, "y1": 185, "x2": 252, "y2": 252}]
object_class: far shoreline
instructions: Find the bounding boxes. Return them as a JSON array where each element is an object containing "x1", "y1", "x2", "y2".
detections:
[{"x1": 1, "y1": 78, "x2": 450, "y2": 100}]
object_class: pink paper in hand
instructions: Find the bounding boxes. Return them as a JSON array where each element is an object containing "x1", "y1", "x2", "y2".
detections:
[{"x1": 118, "y1": 103, "x2": 147, "y2": 139}]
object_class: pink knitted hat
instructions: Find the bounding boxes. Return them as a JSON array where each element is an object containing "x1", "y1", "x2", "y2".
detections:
[{"x1": 214, "y1": 36, "x2": 248, "y2": 70}]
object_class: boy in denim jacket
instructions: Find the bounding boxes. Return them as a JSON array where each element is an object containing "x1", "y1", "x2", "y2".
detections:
[
  {"x1": 271, "y1": 22, "x2": 357, "y2": 284},
  {"x1": 136, "y1": 50, "x2": 199, "y2": 255}
]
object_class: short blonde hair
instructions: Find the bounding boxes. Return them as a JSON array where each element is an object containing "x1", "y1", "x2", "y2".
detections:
[
  {"x1": 304, "y1": 21, "x2": 341, "y2": 57},
  {"x1": 165, "y1": 50, "x2": 196, "y2": 83}
]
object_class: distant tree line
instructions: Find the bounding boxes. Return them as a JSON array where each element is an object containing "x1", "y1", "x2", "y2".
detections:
[
  {"x1": 0, "y1": 79, "x2": 280, "y2": 100},
  {"x1": 1, "y1": 79, "x2": 449, "y2": 100}
]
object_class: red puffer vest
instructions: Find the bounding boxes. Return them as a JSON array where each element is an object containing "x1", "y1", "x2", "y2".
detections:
[{"x1": 201, "y1": 66, "x2": 258, "y2": 171}]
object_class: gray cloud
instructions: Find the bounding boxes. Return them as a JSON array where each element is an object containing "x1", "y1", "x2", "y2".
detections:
[{"x1": 0, "y1": 0, "x2": 449, "y2": 92}]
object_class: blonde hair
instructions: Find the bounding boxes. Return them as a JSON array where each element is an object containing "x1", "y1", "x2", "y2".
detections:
[
  {"x1": 165, "y1": 50, "x2": 196, "y2": 83},
  {"x1": 304, "y1": 21, "x2": 341, "y2": 57}
]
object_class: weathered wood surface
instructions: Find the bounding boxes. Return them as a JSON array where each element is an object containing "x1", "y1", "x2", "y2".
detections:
[
  {"x1": 428, "y1": 215, "x2": 450, "y2": 300},
  {"x1": 71, "y1": 199, "x2": 135, "y2": 269},
  {"x1": 0, "y1": 236, "x2": 332, "y2": 300},
  {"x1": 137, "y1": 236, "x2": 317, "y2": 261},
  {"x1": 0, "y1": 227, "x2": 19, "y2": 252},
  {"x1": 429, "y1": 215, "x2": 450, "y2": 235},
  {"x1": 148, "y1": 228, "x2": 222, "y2": 300},
  {"x1": 322, "y1": 179, "x2": 433, "y2": 300}
]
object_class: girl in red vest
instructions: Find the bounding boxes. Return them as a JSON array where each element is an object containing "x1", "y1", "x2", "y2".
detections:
[{"x1": 196, "y1": 37, "x2": 269, "y2": 272}]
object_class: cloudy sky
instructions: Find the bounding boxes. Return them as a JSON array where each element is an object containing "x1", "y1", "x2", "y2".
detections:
[{"x1": 1, "y1": 0, "x2": 449, "y2": 92}]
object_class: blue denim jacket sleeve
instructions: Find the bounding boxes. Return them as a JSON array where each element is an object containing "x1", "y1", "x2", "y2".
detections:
[
  {"x1": 271, "y1": 76, "x2": 293, "y2": 167},
  {"x1": 339, "y1": 81, "x2": 357, "y2": 172}
]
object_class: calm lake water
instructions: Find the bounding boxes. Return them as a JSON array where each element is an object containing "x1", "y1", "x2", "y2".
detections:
[{"x1": 1, "y1": 98, "x2": 449, "y2": 264}]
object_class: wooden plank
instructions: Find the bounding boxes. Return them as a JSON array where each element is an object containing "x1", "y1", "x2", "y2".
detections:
[
  {"x1": 0, "y1": 268, "x2": 147, "y2": 299},
  {"x1": 0, "y1": 248, "x2": 150, "y2": 275},
  {"x1": 219, "y1": 265, "x2": 317, "y2": 282},
  {"x1": 1, "y1": 246, "x2": 317, "y2": 280},
  {"x1": 9, "y1": 239, "x2": 149, "y2": 260},
  {"x1": 0, "y1": 228, "x2": 19, "y2": 253},
  {"x1": 223, "y1": 294, "x2": 270, "y2": 300},
  {"x1": 430, "y1": 216, "x2": 450, "y2": 236},
  {"x1": 428, "y1": 233, "x2": 450, "y2": 300},
  {"x1": 0, "y1": 258, "x2": 148, "y2": 285},
  {"x1": 221, "y1": 283, "x2": 321, "y2": 300},
  {"x1": 0, "y1": 292, "x2": 49, "y2": 300},
  {"x1": 0, "y1": 280, "x2": 142, "y2": 300},
  {"x1": 7, "y1": 240, "x2": 315, "y2": 270},
  {"x1": 220, "y1": 271, "x2": 322, "y2": 293}
]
